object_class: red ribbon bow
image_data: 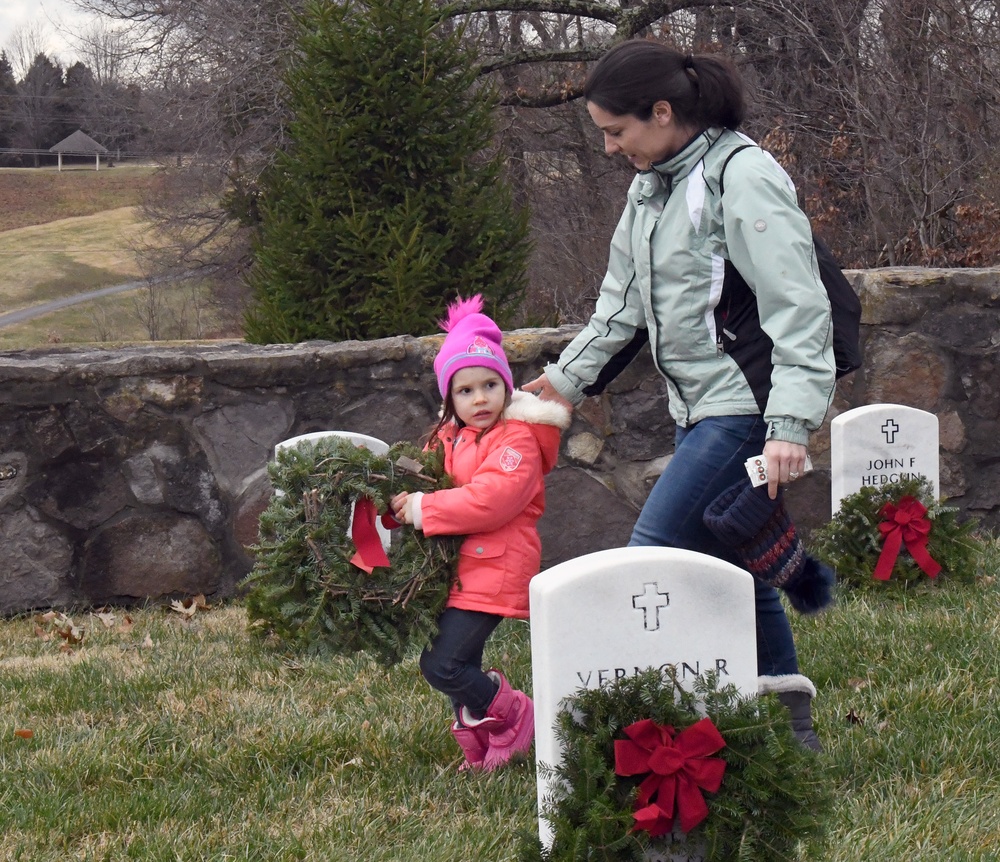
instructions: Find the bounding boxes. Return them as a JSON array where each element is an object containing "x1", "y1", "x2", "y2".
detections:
[
  {"x1": 873, "y1": 496, "x2": 941, "y2": 581},
  {"x1": 350, "y1": 497, "x2": 391, "y2": 573},
  {"x1": 614, "y1": 717, "x2": 726, "y2": 837}
]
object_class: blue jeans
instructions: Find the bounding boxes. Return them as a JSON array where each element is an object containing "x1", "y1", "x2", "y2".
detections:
[
  {"x1": 629, "y1": 415, "x2": 799, "y2": 677},
  {"x1": 419, "y1": 607, "x2": 502, "y2": 718}
]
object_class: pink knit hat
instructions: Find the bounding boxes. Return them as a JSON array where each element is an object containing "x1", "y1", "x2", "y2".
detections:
[{"x1": 433, "y1": 295, "x2": 514, "y2": 399}]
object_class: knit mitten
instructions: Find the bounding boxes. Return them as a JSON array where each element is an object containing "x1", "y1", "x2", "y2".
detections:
[{"x1": 704, "y1": 479, "x2": 835, "y2": 614}]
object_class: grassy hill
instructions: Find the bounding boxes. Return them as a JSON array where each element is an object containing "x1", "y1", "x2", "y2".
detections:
[
  {"x1": 0, "y1": 165, "x2": 164, "y2": 233},
  {"x1": 0, "y1": 166, "x2": 227, "y2": 348}
]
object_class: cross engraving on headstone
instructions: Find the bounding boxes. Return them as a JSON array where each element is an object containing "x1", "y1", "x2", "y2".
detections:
[
  {"x1": 632, "y1": 582, "x2": 670, "y2": 631},
  {"x1": 881, "y1": 418, "x2": 900, "y2": 444}
]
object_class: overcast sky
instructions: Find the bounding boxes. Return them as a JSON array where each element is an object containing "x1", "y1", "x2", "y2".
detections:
[{"x1": 0, "y1": 0, "x2": 98, "y2": 70}]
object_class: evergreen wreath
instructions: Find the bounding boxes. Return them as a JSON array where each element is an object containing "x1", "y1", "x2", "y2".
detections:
[
  {"x1": 244, "y1": 436, "x2": 460, "y2": 665},
  {"x1": 811, "y1": 475, "x2": 982, "y2": 591},
  {"x1": 518, "y1": 669, "x2": 831, "y2": 862}
]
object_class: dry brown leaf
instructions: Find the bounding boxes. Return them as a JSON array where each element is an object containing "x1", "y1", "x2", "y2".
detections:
[
  {"x1": 142, "y1": 634, "x2": 154, "y2": 648},
  {"x1": 192, "y1": 594, "x2": 211, "y2": 610},
  {"x1": 118, "y1": 614, "x2": 134, "y2": 634},
  {"x1": 14, "y1": 729, "x2": 33, "y2": 739},
  {"x1": 33, "y1": 625, "x2": 51, "y2": 641},
  {"x1": 844, "y1": 708, "x2": 865, "y2": 726},
  {"x1": 57, "y1": 622, "x2": 85, "y2": 644},
  {"x1": 96, "y1": 611, "x2": 116, "y2": 628},
  {"x1": 395, "y1": 455, "x2": 425, "y2": 475},
  {"x1": 169, "y1": 599, "x2": 198, "y2": 618}
]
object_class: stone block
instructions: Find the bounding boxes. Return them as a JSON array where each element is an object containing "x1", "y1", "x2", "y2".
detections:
[{"x1": 81, "y1": 514, "x2": 222, "y2": 602}]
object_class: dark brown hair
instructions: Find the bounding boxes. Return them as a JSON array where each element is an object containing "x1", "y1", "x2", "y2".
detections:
[
  {"x1": 423, "y1": 382, "x2": 511, "y2": 448},
  {"x1": 584, "y1": 40, "x2": 745, "y2": 130}
]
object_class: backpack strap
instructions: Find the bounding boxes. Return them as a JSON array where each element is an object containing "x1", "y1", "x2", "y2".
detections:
[
  {"x1": 716, "y1": 141, "x2": 863, "y2": 379},
  {"x1": 717, "y1": 144, "x2": 755, "y2": 197}
]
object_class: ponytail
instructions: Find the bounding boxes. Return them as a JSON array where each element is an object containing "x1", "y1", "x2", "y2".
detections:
[{"x1": 584, "y1": 40, "x2": 745, "y2": 130}]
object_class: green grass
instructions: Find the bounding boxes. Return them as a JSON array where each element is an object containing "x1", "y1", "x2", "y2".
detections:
[
  {"x1": 2, "y1": 542, "x2": 999, "y2": 861},
  {"x1": 0, "y1": 207, "x2": 153, "y2": 311},
  {"x1": 0, "y1": 279, "x2": 226, "y2": 350},
  {"x1": 0, "y1": 607, "x2": 537, "y2": 861},
  {"x1": 0, "y1": 166, "x2": 231, "y2": 348}
]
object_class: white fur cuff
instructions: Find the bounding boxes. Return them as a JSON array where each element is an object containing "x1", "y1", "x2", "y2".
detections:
[
  {"x1": 757, "y1": 674, "x2": 817, "y2": 699},
  {"x1": 410, "y1": 492, "x2": 424, "y2": 530}
]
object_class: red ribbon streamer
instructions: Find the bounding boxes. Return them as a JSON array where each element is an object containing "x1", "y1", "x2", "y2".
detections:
[
  {"x1": 614, "y1": 717, "x2": 726, "y2": 837},
  {"x1": 350, "y1": 497, "x2": 390, "y2": 573},
  {"x1": 874, "y1": 496, "x2": 942, "y2": 581}
]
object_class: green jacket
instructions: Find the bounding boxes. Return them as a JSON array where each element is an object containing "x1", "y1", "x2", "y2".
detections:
[{"x1": 546, "y1": 127, "x2": 835, "y2": 446}]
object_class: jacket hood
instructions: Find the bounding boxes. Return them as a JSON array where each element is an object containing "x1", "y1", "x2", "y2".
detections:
[
  {"x1": 503, "y1": 390, "x2": 569, "y2": 474},
  {"x1": 503, "y1": 390, "x2": 572, "y2": 429}
]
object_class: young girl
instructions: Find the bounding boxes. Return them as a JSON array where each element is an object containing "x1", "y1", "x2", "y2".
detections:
[{"x1": 391, "y1": 295, "x2": 570, "y2": 771}]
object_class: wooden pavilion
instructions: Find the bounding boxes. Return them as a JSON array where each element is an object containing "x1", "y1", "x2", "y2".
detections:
[{"x1": 48, "y1": 130, "x2": 109, "y2": 171}]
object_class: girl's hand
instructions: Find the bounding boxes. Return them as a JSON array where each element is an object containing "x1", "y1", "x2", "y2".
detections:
[
  {"x1": 762, "y1": 439, "x2": 808, "y2": 500},
  {"x1": 521, "y1": 373, "x2": 574, "y2": 412},
  {"x1": 391, "y1": 492, "x2": 411, "y2": 524}
]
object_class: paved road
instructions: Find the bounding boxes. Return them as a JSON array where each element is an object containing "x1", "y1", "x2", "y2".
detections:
[{"x1": 0, "y1": 280, "x2": 153, "y2": 329}]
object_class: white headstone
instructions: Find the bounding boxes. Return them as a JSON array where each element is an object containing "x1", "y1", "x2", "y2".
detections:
[
  {"x1": 275, "y1": 430, "x2": 389, "y2": 457},
  {"x1": 274, "y1": 430, "x2": 392, "y2": 551},
  {"x1": 830, "y1": 404, "x2": 939, "y2": 512},
  {"x1": 529, "y1": 547, "x2": 758, "y2": 855}
]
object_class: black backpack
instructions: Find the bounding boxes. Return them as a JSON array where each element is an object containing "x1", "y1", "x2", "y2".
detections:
[{"x1": 719, "y1": 145, "x2": 863, "y2": 379}]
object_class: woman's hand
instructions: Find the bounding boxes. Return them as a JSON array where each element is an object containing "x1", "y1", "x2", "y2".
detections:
[
  {"x1": 762, "y1": 439, "x2": 809, "y2": 500},
  {"x1": 521, "y1": 373, "x2": 574, "y2": 412}
]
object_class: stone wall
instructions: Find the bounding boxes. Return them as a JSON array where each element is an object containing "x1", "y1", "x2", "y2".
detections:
[{"x1": 1, "y1": 267, "x2": 997, "y2": 613}]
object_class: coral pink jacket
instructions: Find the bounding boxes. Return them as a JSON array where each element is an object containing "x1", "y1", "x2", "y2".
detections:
[{"x1": 412, "y1": 392, "x2": 570, "y2": 619}]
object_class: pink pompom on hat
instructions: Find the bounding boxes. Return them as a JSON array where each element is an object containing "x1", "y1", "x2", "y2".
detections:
[{"x1": 433, "y1": 295, "x2": 514, "y2": 399}]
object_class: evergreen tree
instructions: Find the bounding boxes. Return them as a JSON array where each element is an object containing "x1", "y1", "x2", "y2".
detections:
[
  {"x1": 243, "y1": 0, "x2": 529, "y2": 344},
  {"x1": 63, "y1": 61, "x2": 97, "y2": 134},
  {"x1": 0, "y1": 53, "x2": 17, "y2": 159},
  {"x1": 13, "y1": 54, "x2": 68, "y2": 165}
]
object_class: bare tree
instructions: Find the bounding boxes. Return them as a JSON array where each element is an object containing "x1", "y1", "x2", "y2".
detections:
[
  {"x1": 73, "y1": 0, "x2": 304, "y2": 332},
  {"x1": 67, "y1": 0, "x2": 1000, "y2": 333},
  {"x1": 739, "y1": 0, "x2": 1000, "y2": 266},
  {"x1": 4, "y1": 21, "x2": 51, "y2": 80},
  {"x1": 73, "y1": 20, "x2": 140, "y2": 86},
  {"x1": 458, "y1": 8, "x2": 637, "y2": 322},
  {"x1": 71, "y1": 0, "x2": 733, "y2": 328},
  {"x1": 10, "y1": 53, "x2": 70, "y2": 164}
]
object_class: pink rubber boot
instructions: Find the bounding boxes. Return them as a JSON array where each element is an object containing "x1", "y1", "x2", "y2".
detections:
[
  {"x1": 481, "y1": 670, "x2": 534, "y2": 770},
  {"x1": 450, "y1": 717, "x2": 491, "y2": 771}
]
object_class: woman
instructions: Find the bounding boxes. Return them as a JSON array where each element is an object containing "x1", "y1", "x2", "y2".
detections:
[{"x1": 523, "y1": 40, "x2": 835, "y2": 749}]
